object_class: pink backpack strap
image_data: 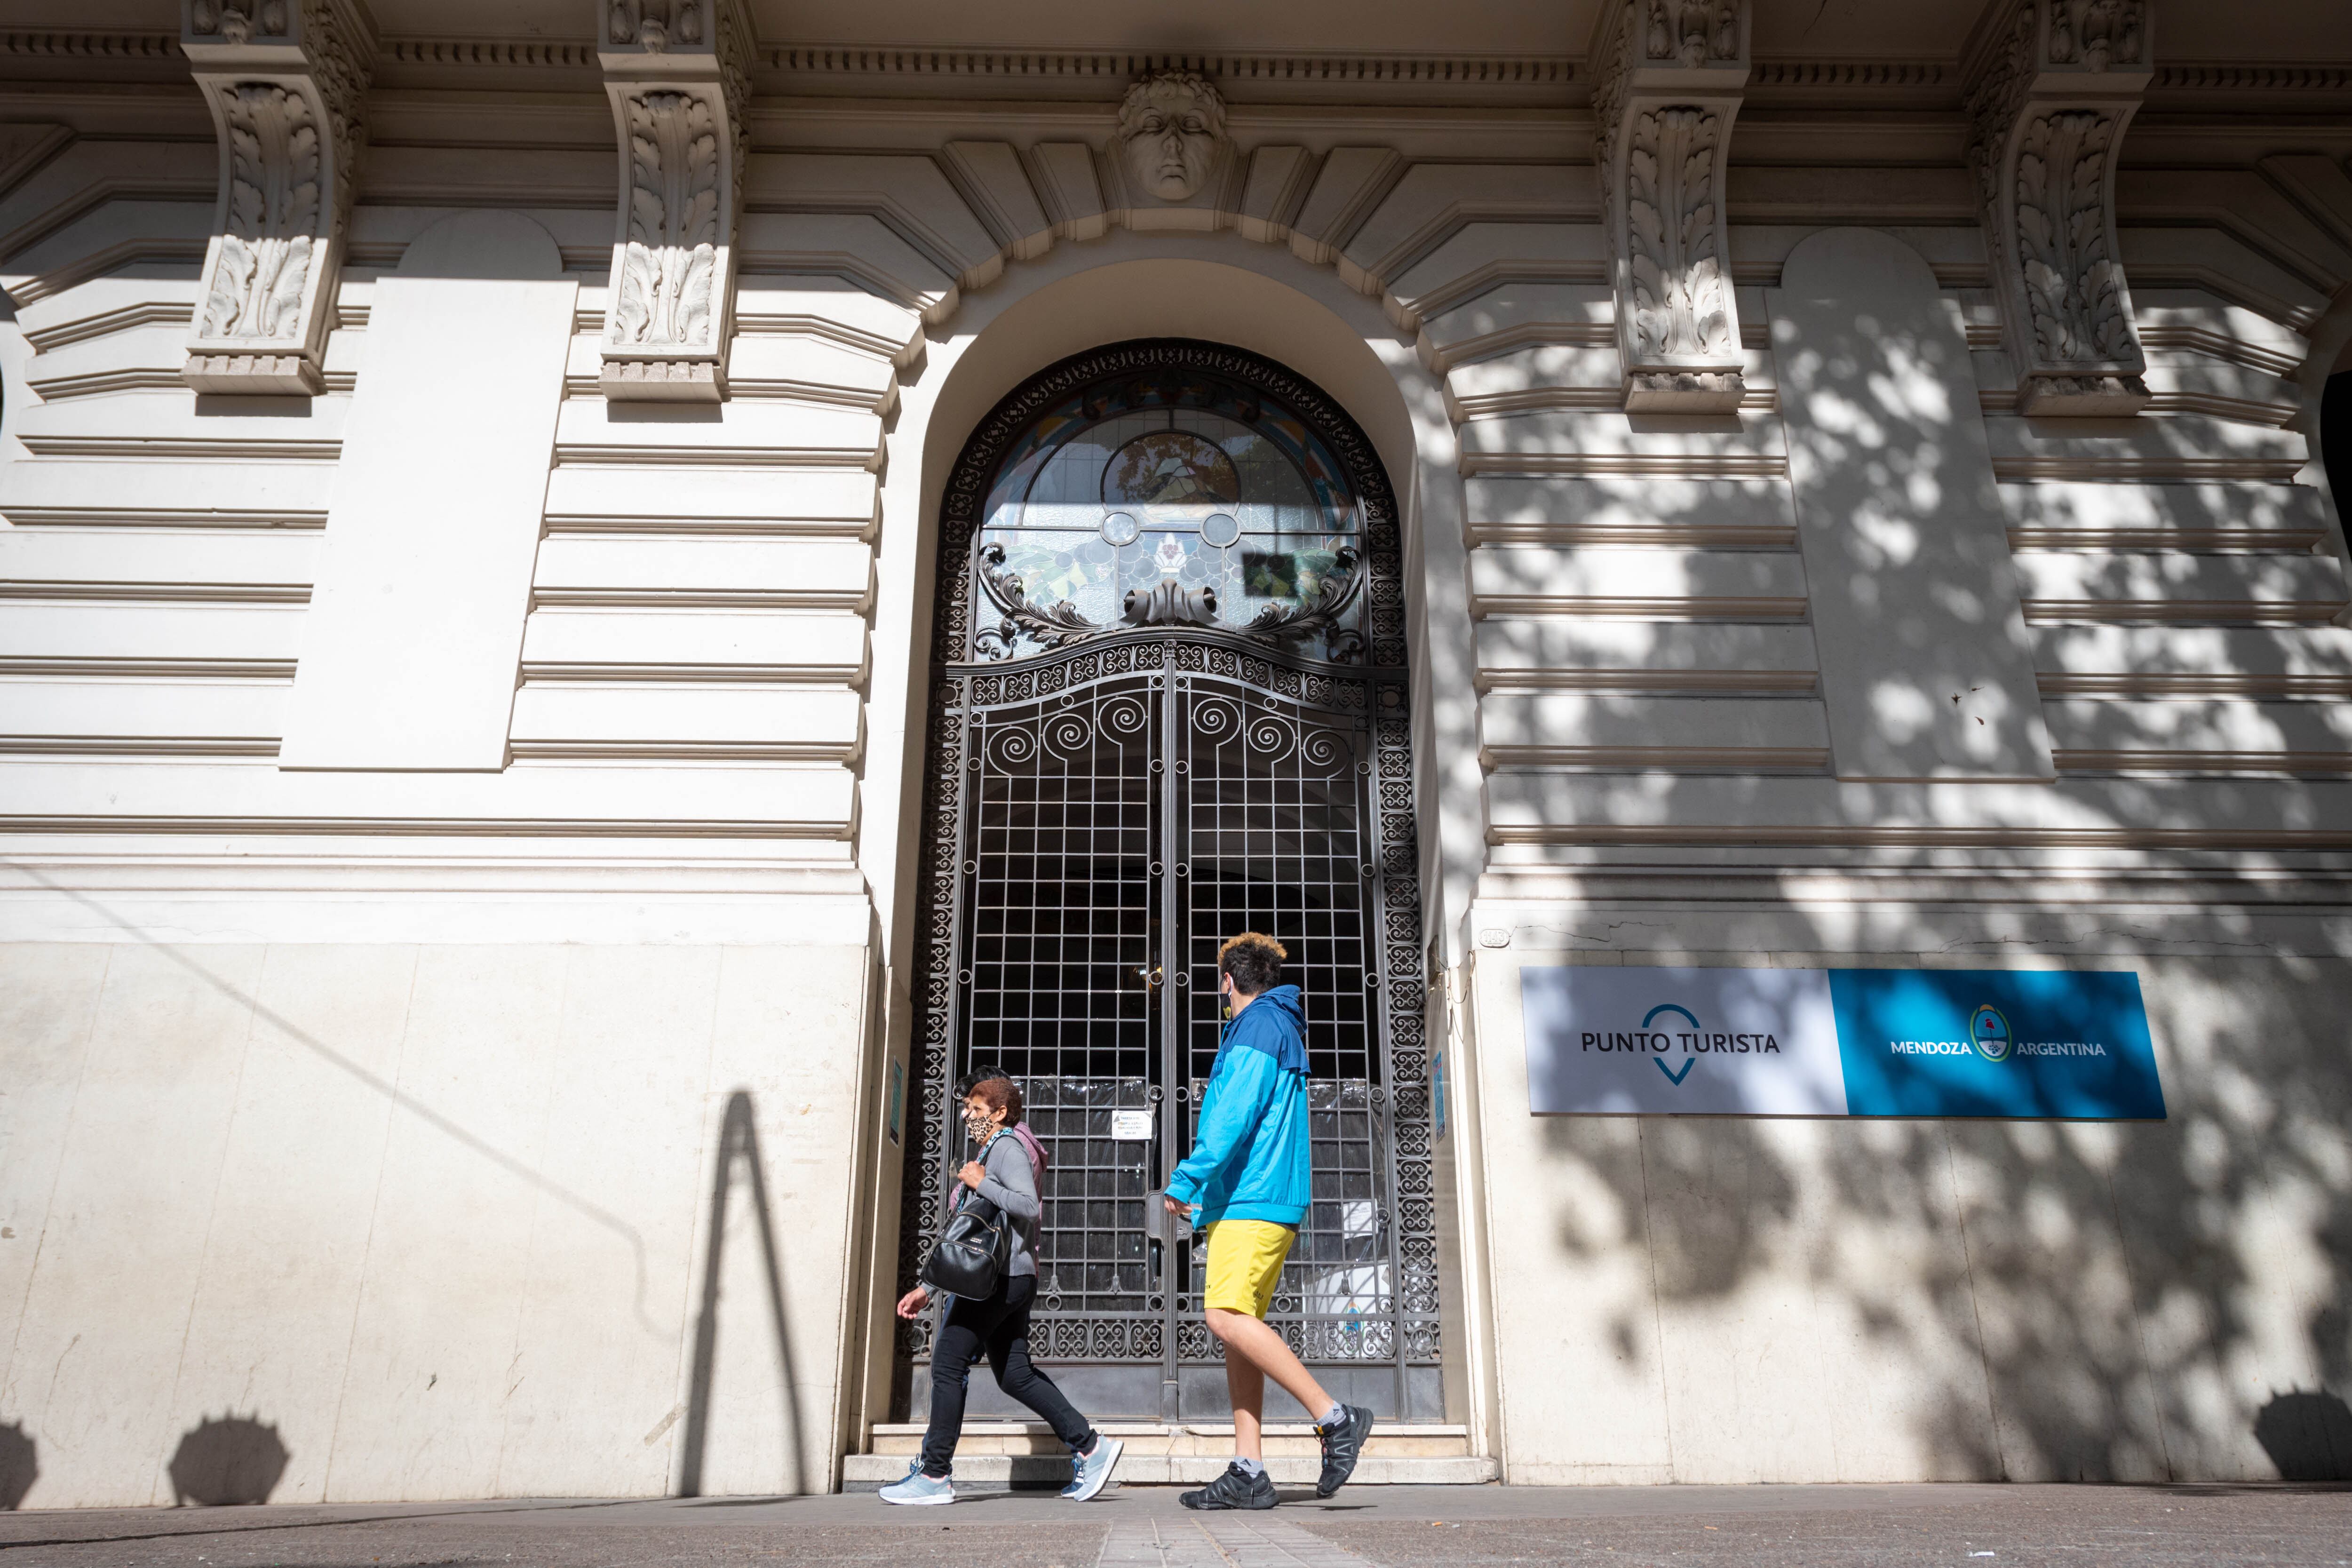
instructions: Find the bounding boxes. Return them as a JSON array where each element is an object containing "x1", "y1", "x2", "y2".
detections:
[{"x1": 940, "y1": 1125, "x2": 1045, "y2": 1224}]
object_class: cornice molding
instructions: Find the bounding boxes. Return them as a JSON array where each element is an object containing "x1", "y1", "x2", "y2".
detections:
[
  {"x1": 764, "y1": 48, "x2": 1573, "y2": 88},
  {"x1": 1746, "y1": 59, "x2": 1948, "y2": 88},
  {"x1": 15, "y1": 32, "x2": 2352, "y2": 105},
  {"x1": 2150, "y1": 63, "x2": 2352, "y2": 92},
  {"x1": 383, "y1": 37, "x2": 598, "y2": 69},
  {"x1": 0, "y1": 31, "x2": 182, "y2": 61}
]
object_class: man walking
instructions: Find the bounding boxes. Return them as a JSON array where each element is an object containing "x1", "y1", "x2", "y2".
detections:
[{"x1": 1163, "y1": 932, "x2": 1375, "y2": 1511}]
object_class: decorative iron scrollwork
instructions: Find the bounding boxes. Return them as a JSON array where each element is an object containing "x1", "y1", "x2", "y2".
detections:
[
  {"x1": 906, "y1": 341, "x2": 1435, "y2": 1393},
  {"x1": 1122, "y1": 578, "x2": 1219, "y2": 629},
  {"x1": 972, "y1": 541, "x2": 1104, "y2": 658},
  {"x1": 973, "y1": 539, "x2": 1367, "y2": 662},
  {"x1": 1240, "y1": 546, "x2": 1364, "y2": 658}
]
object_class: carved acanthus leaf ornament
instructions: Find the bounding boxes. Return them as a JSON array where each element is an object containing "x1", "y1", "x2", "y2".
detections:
[
  {"x1": 1239, "y1": 546, "x2": 1365, "y2": 656},
  {"x1": 1625, "y1": 106, "x2": 1732, "y2": 363},
  {"x1": 613, "y1": 91, "x2": 721, "y2": 350},
  {"x1": 596, "y1": 0, "x2": 749, "y2": 401},
  {"x1": 181, "y1": 0, "x2": 370, "y2": 396},
  {"x1": 2013, "y1": 110, "x2": 2136, "y2": 364},
  {"x1": 1589, "y1": 0, "x2": 1749, "y2": 411},
  {"x1": 1963, "y1": 0, "x2": 2152, "y2": 415},
  {"x1": 203, "y1": 83, "x2": 319, "y2": 342},
  {"x1": 973, "y1": 543, "x2": 1106, "y2": 655}
]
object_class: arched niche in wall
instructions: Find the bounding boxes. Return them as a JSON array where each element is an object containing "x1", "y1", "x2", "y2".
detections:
[
  {"x1": 860, "y1": 231, "x2": 1485, "y2": 999},
  {"x1": 911, "y1": 242, "x2": 1433, "y2": 537},
  {"x1": 2323, "y1": 338, "x2": 2352, "y2": 547}
]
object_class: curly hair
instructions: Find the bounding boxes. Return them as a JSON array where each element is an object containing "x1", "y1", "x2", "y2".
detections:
[
  {"x1": 1116, "y1": 68, "x2": 1227, "y2": 141},
  {"x1": 963, "y1": 1074, "x2": 1024, "y2": 1126},
  {"x1": 1217, "y1": 931, "x2": 1287, "y2": 997}
]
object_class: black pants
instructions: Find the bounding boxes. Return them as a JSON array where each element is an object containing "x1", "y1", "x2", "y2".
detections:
[{"x1": 921, "y1": 1274, "x2": 1095, "y2": 1476}]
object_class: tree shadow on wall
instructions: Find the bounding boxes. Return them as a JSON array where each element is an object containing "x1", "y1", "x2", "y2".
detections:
[
  {"x1": 1531, "y1": 957, "x2": 2352, "y2": 1483},
  {"x1": 1487, "y1": 224, "x2": 2352, "y2": 1484},
  {"x1": 0, "y1": 1420, "x2": 34, "y2": 1509},
  {"x1": 2255, "y1": 1390, "x2": 2352, "y2": 1481},
  {"x1": 166, "y1": 1414, "x2": 288, "y2": 1506}
]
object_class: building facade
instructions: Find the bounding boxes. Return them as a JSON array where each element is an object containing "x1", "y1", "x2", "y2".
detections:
[{"x1": 1, "y1": 0, "x2": 2350, "y2": 1508}]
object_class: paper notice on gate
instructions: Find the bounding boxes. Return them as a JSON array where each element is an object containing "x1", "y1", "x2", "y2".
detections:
[
  {"x1": 1109, "y1": 1109, "x2": 1154, "y2": 1140},
  {"x1": 1520, "y1": 966, "x2": 1848, "y2": 1116}
]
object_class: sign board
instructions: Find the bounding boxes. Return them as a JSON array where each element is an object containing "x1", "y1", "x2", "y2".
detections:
[
  {"x1": 1521, "y1": 966, "x2": 2163, "y2": 1120},
  {"x1": 1109, "y1": 1108, "x2": 1155, "y2": 1141}
]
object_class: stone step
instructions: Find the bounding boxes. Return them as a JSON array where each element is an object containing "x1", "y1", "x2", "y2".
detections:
[
  {"x1": 841, "y1": 1450, "x2": 1500, "y2": 1491},
  {"x1": 865, "y1": 1420, "x2": 1473, "y2": 1459}
]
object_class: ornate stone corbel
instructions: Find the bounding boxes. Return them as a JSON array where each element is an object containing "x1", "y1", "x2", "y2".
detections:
[
  {"x1": 181, "y1": 0, "x2": 373, "y2": 396},
  {"x1": 1964, "y1": 0, "x2": 2153, "y2": 417},
  {"x1": 1589, "y1": 0, "x2": 1750, "y2": 413},
  {"x1": 595, "y1": 0, "x2": 751, "y2": 402}
]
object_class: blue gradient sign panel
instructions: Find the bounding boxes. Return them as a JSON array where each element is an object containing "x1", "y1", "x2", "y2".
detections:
[
  {"x1": 1828, "y1": 967, "x2": 2164, "y2": 1119},
  {"x1": 1522, "y1": 965, "x2": 2163, "y2": 1120}
]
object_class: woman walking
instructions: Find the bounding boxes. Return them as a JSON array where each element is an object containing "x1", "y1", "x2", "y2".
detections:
[{"x1": 882, "y1": 1074, "x2": 1124, "y2": 1504}]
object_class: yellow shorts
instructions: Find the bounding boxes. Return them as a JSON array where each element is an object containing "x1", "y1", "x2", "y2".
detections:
[{"x1": 1201, "y1": 1218, "x2": 1296, "y2": 1317}]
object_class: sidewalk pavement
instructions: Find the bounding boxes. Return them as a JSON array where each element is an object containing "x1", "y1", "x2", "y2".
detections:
[{"x1": 0, "y1": 1481, "x2": 2345, "y2": 1566}]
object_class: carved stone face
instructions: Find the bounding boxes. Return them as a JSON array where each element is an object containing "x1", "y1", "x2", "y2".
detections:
[
  {"x1": 609, "y1": 0, "x2": 703, "y2": 52},
  {"x1": 1117, "y1": 72, "x2": 1226, "y2": 202}
]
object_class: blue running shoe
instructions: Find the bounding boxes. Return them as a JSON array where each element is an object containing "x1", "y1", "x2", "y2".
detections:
[
  {"x1": 1061, "y1": 1436, "x2": 1124, "y2": 1501},
  {"x1": 878, "y1": 1464, "x2": 955, "y2": 1505}
]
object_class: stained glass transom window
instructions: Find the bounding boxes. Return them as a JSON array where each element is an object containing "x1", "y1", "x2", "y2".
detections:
[{"x1": 968, "y1": 366, "x2": 1365, "y2": 662}]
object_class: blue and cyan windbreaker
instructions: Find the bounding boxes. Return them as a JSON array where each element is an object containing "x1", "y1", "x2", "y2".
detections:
[{"x1": 1164, "y1": 984, "x2": 1311, "y2": 1226}]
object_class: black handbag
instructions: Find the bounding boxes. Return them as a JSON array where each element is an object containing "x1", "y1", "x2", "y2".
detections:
[{"x1": 920, "y1": 1186, "x2": 1010, "y2": 1298}]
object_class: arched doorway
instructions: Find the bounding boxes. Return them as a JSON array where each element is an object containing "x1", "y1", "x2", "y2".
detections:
[{"x1": 896, "y1": 339, "x2": 1441, "y2": 1422}]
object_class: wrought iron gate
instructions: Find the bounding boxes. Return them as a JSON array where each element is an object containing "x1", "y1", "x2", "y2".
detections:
[{"x1": 898, "y1": 342, "x2": 1440, "y2": 1422}]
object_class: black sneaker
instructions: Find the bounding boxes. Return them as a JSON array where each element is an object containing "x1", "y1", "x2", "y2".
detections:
[
  {"x1": 1180, "y1": 1460, "x2": 1278, "y2": 1511},
  {"x1": 1314, "y1": 1405, "x2": 1375, "y2": 1496}
]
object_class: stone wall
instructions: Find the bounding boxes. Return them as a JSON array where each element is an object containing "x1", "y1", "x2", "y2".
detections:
[
  {"x1": 0, "y1": 940, "x2": 874, "y2": 1507},
  {"x1": 0, "y1": 3, "x2": 2349, "y2": 1504},
  {"x1": 1456, "y1": 943, "x2": 2352, "y2": 1485}
]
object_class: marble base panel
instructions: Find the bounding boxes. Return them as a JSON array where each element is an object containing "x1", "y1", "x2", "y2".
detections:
[{"x1": 0, "y1": 940, "x2": 875, "y2": 1508}]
